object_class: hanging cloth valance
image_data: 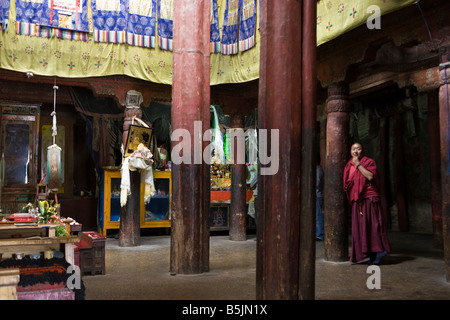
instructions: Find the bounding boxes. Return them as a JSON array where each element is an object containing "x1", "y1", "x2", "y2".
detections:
[
  {"x1": 157, "y1": 0, "x2": 173, "y2": 51},
  {"x1": 221, "y1": 0, "x2": 240, "y2": 54},
  {"x1": 91, "y1": 0, "x2": 127, "y2": 43},
  {"x1": 238, "y1": 0, "x2": 257, "y2": 52},
  {"x1": 126, "y1": 0, "x2": 157, "y2": 48},
  {"x1": 210, "y1": 0, "x2": 220, "y2": 53},
  {"x1": 15, "y1": 0, "x2": 46, "y2": 35}
]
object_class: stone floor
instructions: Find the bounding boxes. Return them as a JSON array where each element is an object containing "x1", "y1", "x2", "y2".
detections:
[{"x1": 82, "y1": 230, "x2": 450, "y2": 301}]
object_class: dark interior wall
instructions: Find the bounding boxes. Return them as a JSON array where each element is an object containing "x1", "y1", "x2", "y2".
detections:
[
  {"x1": 73, "y1": 117, "x2": 98, "y2": 198},
  {"x1": 60, "y1": 115, "x2": 99, "y2": 229},
  {"x1": 39, "y1": 102, "x2": 76, "y2": 199},
  {"x1": 401, "y1": 94, "x2": 432, "y2": 233},
  {"x1": 39, "y1": 101, "x2": 98, "y2": 228},
  {"x1": 348, "y1": 87, "x2": 432, "y2": 233},
  {"x1": 39, "y1": 102, "x2": 97, "y2": 198}
]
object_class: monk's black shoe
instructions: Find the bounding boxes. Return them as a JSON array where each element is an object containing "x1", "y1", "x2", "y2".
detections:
[{"x1": 369, "y1": 251, "x2": 387, "y2": 265}]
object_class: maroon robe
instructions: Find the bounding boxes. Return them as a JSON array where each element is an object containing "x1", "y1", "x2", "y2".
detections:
[{"x1": 343, "y1": 156, "x2": 391, "y2": 263}]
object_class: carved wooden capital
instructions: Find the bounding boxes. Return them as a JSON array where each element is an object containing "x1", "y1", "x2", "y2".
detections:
[
  {"x1": 326, "y1": 99, "x2": 351, "y2": 114},
  {"x1": 326, "y1": 83, "x2": 351, "y2": 114}
]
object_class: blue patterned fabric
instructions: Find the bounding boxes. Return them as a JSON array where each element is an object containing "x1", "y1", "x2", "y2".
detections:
[
  {"x1": 0, "y1": 0, "x2": 10, "y2": 29},
  {"x1": 221, "y1": 0, "x2": 240, "y2": 54},
  {"x1": 91, "y1": 0, "x2": 127, "y2": 42},
  {"x1": 127, "y1": 0, "x2": 156, "y2": 40},
  {"x1": 16, "y1": 0, "x2": 42, "y2": 24},
  {"x1": 13, "y1": 0, "x2": 260, "y2": 50},
  {"x1": 210, "y1": 0, "x2": 220, "y2": 53},
  {"x1": 39, "y1": 0, "x2": 90, "y2": 32},
  {"x1": 157, "y1": 0, "x2": 173, "y2": 50},
  {"x1": 92, "y1": 0, "x2": 127, "y2": 32},
  {"x1": 238, "y1": 0, "x2": 256, "y2": 52}
]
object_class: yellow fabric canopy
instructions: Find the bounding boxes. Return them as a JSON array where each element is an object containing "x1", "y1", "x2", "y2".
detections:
[
  {"x1": 316, "y1": 0, "x2": 418, "y2": 46},
  {"x1": 0, "y1": 0, "x2": 418, "y2": 86}
]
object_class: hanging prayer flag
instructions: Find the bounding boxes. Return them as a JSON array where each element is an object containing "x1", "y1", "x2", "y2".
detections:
[
  {"x1": 126, "y1": 0, "x2": 157, "y2": 48},
  {"x1": 47, "y1": 144, "x2": 62, "y2": 190},
  {"x1": 210, "y1": 0, "x2": 220, "y2": 53},
  {"x1": 221, "y1": 0, "x2": 240, "y2": 55},
  {"x1": 0, "y1": 0, "x2": 10, "y2": 30},
  {"x1": 157, "y1": 0, "x2": 173, "y2": 51},
  {"x1": 92, "y1": 0, "x2": 127, "y2": 43},
  {"x1": 239, "y1": 0, "x2": 256, "y2": 52},
  {"x1": 40, "y1": 0, "x2": 90, "y2": 33}
]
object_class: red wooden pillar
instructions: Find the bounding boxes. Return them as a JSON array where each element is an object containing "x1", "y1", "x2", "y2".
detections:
[
  {"x1": 299, "y1": 0, "x2": 317, "y2": 300},
  {"x1": 428, "y1": 90, "x2": 443, "y2": 248},
  {"x1": 229, "y1": 114, "x2": 247, "y2": 241},
  {"x1": 119, "y1": 170, "x2": 141, "y2": 247},
  {"x1": 324, "y1": 82, "x2": 350, "y2": 262},
  {"x1": 122, "y1": 93, "x2": 143, "y2": 151},
  {"x1": 170, "y1": 0, "x2": 210, "y2": 274},
  {"x1": 256, "y1": 0, "x2": 302, "y2": 299},
  {"x1": 119, "y1": 99, "x2": 142, "y2": 247},
  {"x1": 438, "y1": 44, "x2": 450, "y2": 281}
]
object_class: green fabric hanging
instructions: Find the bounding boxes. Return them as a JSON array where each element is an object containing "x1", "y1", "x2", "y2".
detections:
[{"x1": 210, "y1": 106, "x2": 225, "y2": 164}]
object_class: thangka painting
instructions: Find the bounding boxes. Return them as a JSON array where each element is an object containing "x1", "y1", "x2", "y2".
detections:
[{"x1": 124, "y1": 124, "x2": 153, "y2": 157}]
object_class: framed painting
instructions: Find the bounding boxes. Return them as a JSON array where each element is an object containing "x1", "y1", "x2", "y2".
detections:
[
  {"x1": 124, "y1": 124, "x2": 153, "y2": 157},
  {"x1": 210, "y1": 205, "x2": 229, "y2": 230}
]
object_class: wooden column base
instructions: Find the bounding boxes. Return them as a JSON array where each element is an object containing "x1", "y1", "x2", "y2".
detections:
[{"x1": 119, "y1": 170, "x2": 141, "y2": 247}]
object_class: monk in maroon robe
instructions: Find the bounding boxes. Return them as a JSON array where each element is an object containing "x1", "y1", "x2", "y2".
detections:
[{"x1": 343, "y1": 143, "x2": 391, "y2": 264}]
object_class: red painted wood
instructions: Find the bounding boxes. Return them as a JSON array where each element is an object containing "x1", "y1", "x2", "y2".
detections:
[
  {"x1": 299, "y1": 0, "x2": 318, "y2": 301},
  {"x1": 324, "y1": 82, "x2": 351, "y2": 262},
  {"x1": 256, "y1": 0, "x2": 303, "y2": 300},
  {"x1": 170, "y1": 0, "x2": 211, "y2": 275}
]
